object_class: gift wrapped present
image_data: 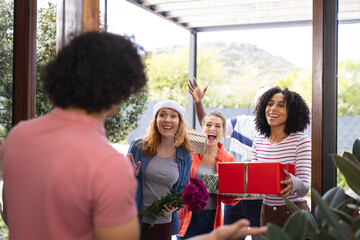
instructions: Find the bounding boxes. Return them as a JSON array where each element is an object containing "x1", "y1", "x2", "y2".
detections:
[
  {"x1": 201, "y1": 173, "x2": 220, "y2": 194},
  {"x1": 186, "y1": 128, "x2": 207, "y2": 154},
  {"x1": 218, "y1": 162, "x2": 295, "y2": 195},
  {"x1": 201, "y1": 173, "x2": 258, "y2": 198}
]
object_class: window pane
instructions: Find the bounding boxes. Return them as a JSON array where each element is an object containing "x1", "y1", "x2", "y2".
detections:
[{"x1": 337, "y1": 22, "x2": 360, "y2": 189}]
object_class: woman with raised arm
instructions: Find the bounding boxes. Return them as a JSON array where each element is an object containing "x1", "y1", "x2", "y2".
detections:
[{"x1": 177, "y1": 111, "x2": 238, "y2": 239}]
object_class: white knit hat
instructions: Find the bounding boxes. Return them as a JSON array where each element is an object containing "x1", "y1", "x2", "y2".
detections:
[{"x1": 153, "y1": 100, "x2": 186, "y2": 118}]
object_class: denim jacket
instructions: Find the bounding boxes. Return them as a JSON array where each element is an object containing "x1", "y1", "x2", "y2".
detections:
[{"x1": 128, "y1": 138, "x2": 192, "y2": 235}]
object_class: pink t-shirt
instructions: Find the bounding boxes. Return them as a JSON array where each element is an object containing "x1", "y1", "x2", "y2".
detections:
[{"x1": 1, "y1": 108, "x2": 137, "y2": 240}]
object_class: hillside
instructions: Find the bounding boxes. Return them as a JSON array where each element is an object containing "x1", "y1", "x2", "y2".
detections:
[{"x1": 147, "y1": 42, "x2": 306, "y2": 108}]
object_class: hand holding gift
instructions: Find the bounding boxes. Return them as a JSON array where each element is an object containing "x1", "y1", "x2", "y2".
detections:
[{"x1": 280, "y1": 170, "x2": 294, "y2": 197}]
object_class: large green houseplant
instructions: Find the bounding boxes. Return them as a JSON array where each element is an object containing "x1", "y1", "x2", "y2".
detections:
[{"x1": 254, "y1": 139, "x2": 360, "y2": 240}]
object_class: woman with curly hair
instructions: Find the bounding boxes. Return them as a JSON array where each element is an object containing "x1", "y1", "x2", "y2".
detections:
[
  {"x1": 252, "y1": 87, "x2": 311, "y2": 228},
  {"x1": 128, "y1": 100, "x2": 192, "y2": 240},
  {"x1": 1, "y1": 32, "x2": 147, "y2": 239}
]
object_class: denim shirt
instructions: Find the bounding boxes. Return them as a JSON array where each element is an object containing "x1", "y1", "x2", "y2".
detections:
[{"x1": 128, "y1": 138, "x2": 192, "y2": 235}]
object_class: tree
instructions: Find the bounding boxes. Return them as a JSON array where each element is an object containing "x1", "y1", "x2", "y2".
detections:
[
  {"x1": 275, "y1": 69, "x2": 312, "y2": 106},
  {"x1": 0, "y1": 0, "x2": 149, "y2": 143},
  {"x1": 338, "y1": 59, "x2": 360, "y2": 116},
  {"x1": 146, "y1": 42, "x2": 303, "y2": 109},
  {"x1": 0, "y1": 0, "x2": 13, "y2": 140},
  {"x1": 36, "y1": 2, "x2": 56, "y2": 117},
  {"x1": 105, "y1": 87, "x2": 149, "y2": 143},
  {"x1": 145, "y1": 44, "x2": 227, "y2": 107}
]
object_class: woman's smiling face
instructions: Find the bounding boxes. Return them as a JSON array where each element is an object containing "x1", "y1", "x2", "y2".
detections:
[
  {"x1": 265, "y1": 92, "x2": 288, "y2": 128},
  {"x1": 156, "y1": 108, "x2": 180, "y2": 138},
  {"x1": 202, "y1": 115, "x2": 224, "y2": 146}
]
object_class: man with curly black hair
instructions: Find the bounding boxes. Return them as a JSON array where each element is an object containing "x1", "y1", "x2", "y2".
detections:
[
  {"x1": 252, "y1": 87, "x2": 311, "y2": 228},
  {"x1": 1, "y1": 32, "x2": 147, "y2": 239}
]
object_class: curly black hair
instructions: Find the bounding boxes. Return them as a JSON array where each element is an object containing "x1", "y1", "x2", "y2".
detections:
[
  {"x1": 254, "y1": 87, "x2": 310, "y2": 137},
  {"x1": 41, "y1": 31, "x2": 147, "y2": 113}
]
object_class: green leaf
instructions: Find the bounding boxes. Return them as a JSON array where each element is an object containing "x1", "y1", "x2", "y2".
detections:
[
  {"x1": 282, "y1": 196, "x2": 300, "y2": 213},
  {"x1": 312, "y1": 188, "x2": 341, "y2": 229},
  {"x1": 137, "y1": 191, "x2": 183, "y2": 228},
  {"x1": 312, "y1": 229, "x2": 338, "y2": 240},
  {"x1": 342, "y1": 151, "x2": 360, "y2": 167},
  {"x1": 328, "y1": 220, "x2": 351, "y2": 240},
  {"x1": 331, "y1": 154, "x2": 360, "y2": 194},
  {"x1": 266, "y1": 224, "x2": 292, "y2": 240},
  {"x1": 353, "y1": 214, "x2": 360, "y2": 233},
  {"x1": 315, "y1": 187, "x2": 347, "y2": 223},
  {"x1": 283, "y1": 211, "x2": 307, "y2": 240},
  {"x1": 355, "y1": 229, "x2": 360, "y2": 240},
  {"x1": 353, "y1": 139, "x2": 360, "y2": 162},
  {"x1": 303, "y1": 210, "x2": 320, "y2": 238},
  {"x1": 252, "y1": 235, "x2": 266, "y2": 240},
  {"x1": 282, "y1": 195, "x2": 319, "y2": 237},
  {"x1": 332, "y1": 208, "x2": 351, "y2": 223}
]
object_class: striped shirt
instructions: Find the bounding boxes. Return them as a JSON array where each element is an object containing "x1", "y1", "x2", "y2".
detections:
[
  {"x1": 251, "y1": 132, "x2": 311, "y2": 205},
  {"x1": 226, "y1": 115, "x2": 258, "y2": 162}
]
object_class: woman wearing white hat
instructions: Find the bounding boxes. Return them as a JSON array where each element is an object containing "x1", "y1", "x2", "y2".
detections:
[{"x1": 128, "y1": 100, "x2": 192, "y2": 240}]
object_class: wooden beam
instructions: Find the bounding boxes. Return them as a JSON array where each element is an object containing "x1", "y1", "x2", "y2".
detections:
[
  {"x1": 82, "y1": 0, "x2": 100, "y2": 33},
  {"x1": 311, "y1": 0, "x2": 338, "y2": 213},
  {"x1": 56, "y1": 0, "x2": 100, "y2": 51},
  {"x1": 12, "y1": 0, "x2": 37, "y2": 125}
]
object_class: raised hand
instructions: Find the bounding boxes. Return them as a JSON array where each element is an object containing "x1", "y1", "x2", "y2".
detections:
[
  {"x1": 188, "y1": 77, "x2": 208, "y2": 103},
  {"x1": 127, "y1": 153, "x2": 141, "y2": 176}
]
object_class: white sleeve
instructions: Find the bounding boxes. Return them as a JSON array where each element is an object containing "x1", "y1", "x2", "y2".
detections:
[{"x1": 225, "y1": 118, "x2": 233, "y2": 138}]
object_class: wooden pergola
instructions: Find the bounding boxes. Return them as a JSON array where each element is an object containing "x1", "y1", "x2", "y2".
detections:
[{"x1": 13, "y1": 0, "x2": 342, "y2": 213}]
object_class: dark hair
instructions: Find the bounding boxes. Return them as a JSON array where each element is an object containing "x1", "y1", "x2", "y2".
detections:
[
  {"x1": 42, "y1": 31, "x2": 147, "y2": 113},
  {"x1": 254, "y1": 87, "x2": 310, "y2": 137}
]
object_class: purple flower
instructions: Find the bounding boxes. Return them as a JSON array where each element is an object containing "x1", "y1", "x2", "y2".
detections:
[
  {"x1": 181, "y1": 178, "x2": 209, "y2": 212},
  {"x1": 190, "y1": 178, "x2": 205, "y2": 188},
  {"x1": 184, "y1": 184, "x2": 197, "y2": 194},
  {"x1": 181, "y1": 192, "x2": 194, "y2": 204}
]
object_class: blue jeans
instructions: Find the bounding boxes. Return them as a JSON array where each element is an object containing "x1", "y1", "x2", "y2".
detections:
[
  {"x1": 177, "y1": 209, "x2": 216, "y2": 239},
  {"x1": 224, "y1": 199, "x2": 263, "y2": 226}
]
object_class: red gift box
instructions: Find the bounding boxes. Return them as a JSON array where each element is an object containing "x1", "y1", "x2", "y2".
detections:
[{"x1": 218, "y1": 162, "x2": 295, "y2": 195}]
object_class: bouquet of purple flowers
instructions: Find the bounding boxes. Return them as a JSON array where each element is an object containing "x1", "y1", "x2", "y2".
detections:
[
  {"x1": 181, "y1": 177, "x2": 209, "y2": 211},
  {"x1": 138, "y1": 178, "x2": 208, "y2": 228}
]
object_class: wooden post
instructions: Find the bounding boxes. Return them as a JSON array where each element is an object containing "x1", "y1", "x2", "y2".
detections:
[
  {"x1": 56, "y1": 0, "x2": 100, "y2": 52},
  {"x1": 312, "y1": 0, "x2": 338, "y2": 213},
  {"x1": 12, "y1": 0, "x2": 37, "y2": 125}
]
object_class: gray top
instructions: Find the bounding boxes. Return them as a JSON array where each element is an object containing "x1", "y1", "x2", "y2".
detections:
[
  {"x1": 195, "y1": 164, "x2": 217, "y2": 210},
  {"x1": 143, "y1": 154, "x2": 179, "y2": 224}
]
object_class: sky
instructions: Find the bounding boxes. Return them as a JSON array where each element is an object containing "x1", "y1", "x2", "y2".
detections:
[
  {"x1": 105, "y1": 1, "x2": 360, "y2": 69},
  {"x1": 38, "y1": 0, "x2": 360, "y2": 69}
]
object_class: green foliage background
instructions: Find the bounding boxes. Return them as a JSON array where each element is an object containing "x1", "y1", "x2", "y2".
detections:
[
  {"x1": 146, "y1": 43, "x2": 359, "y2": 117},
  {"x1": 0, "y1": 0, "x2": 149, "y2": 143},
  {"x1": 0, "y1": 0, "x2": 14, "y2": 139}
]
